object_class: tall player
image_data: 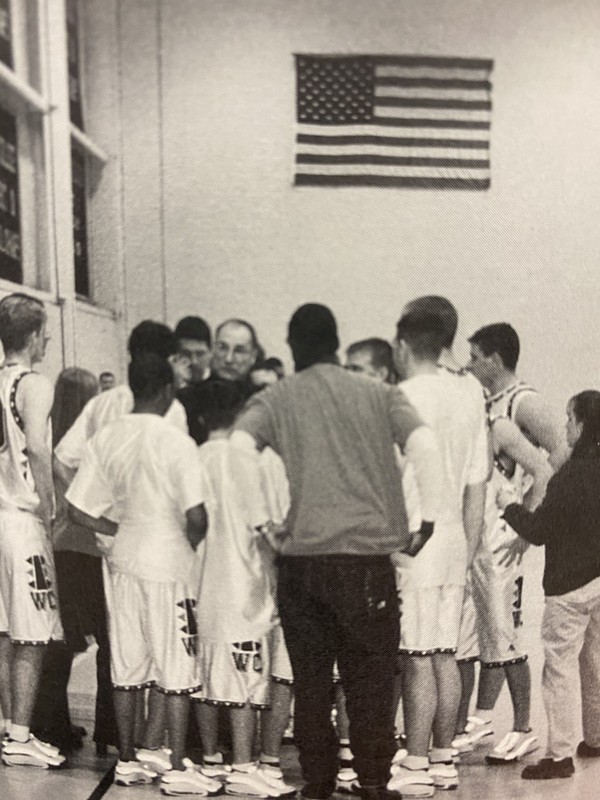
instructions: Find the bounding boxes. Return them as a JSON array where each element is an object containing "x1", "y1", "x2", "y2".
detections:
[
  {"x1": 389, "y1": 309, "x2": 488, "y2": 797},
  {"x1": 0, "y1": 294, "x2": 64, "y2": 769},
  {"x1": 465, "y1": 323, "x2": 564, "y2": 763}
]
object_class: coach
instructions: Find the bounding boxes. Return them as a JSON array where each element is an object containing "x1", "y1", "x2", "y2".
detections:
[{"x1": 231, "y1": 303, "x2": 442, "y2": 800}]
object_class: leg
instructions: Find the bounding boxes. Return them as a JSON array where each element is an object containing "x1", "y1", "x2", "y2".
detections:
[
  {"x1": 402, "y1": 655, "x2": 437, "y2": 757},
  {"x1": 196, "y1": 701, "x2": 219, "y2": 757},
  {"x1": 456, "y1": 661, "x2": 475, "y2": 733},
  {"x1": 0, "y1": 635, "x2": 12, "y2": 723},
  {"x1": 334, "y1": 682, "x2": 351, "y2": 741},
  {"x1": 91, "y1": 556, "x2": 118, "y2": 748},
  {"x1": 476, "y1": 665, "x2": 506, "y2": 712},
  {"x1": 165, "y1": 693, "x2": 189, "y2": 770},
  {"x1": 142, "y1": 685, "x2": 166, "y2": 749},
  {"x1": 506, "y1": 660, "x2": 531, "y2": 731},
  {"x1": 230, "y1": 703, "x2": 256, "y2": 765},
  {"x1": 431, "y1": 653, "x2": 461, "y2": 749},
  {"x1": 11, "y1": 644, "x2": 45, "y2": 728},
  {"x1": 113, "y1": 687, "x2": 141, "y2": 761},
  {"x1": 261, "y1": 680, "x2": 293, "y2": 759},
  {"x1": 30, "y1": 641, "x2": 74, "y2": 748},
  {"x1": 579, "y1": 597, "x2": 600, "y2": 748},
  {"x1": 278, "y1": 557, "x2": 338, "y2": 790}
]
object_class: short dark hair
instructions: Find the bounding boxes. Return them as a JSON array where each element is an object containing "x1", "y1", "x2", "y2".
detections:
[
  {"x1": 99, "y1": 371, "x2": 115, "y2": 380},
  {"x1": 128, "y1": 353, "x2": 173, "y2": 401},
  {"x1": 403, "y1": 296, "x2": 458, "y2": 348},
  {"x1": 195, "y1": 379, "x2": 247, "y2": 432},
  {"x1": 570, "y1": 390, "x2": 600, "y2": 459},
  {"x1": 346, "y1": 338, "x2": 396, "y2": 383},
  {"x1": 0, "y1": 293, "x2": 46, "y2": 353},
  {"x1": 288, "y1": 303, "x2": 339, "y2": 370},
  {"x1": 175, "y1": 316, "x2": 211, "y2": 347},
  {"x1": 468, "y1": 323, "x2": 520, "y2": 371},
  {"x1": 263, "y1": 356, "x2": 285, "y2": 379},
  {"x1": 127, "y1": 321, "x2": 177, "y2": 360},
  {"x1": 396, "y1": 311, "x2": 445, "y2": 362},
  {"x1": 215, "y1": 318, "x2": 259, "y2": 351}
]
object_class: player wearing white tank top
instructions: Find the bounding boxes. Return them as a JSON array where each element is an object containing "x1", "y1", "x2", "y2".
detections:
[{"x1": 0, "y1": 294, "x2": 65, "y2": 770}]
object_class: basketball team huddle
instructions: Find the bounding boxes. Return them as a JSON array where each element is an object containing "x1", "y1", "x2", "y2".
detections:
[{"x1": 1, "y1": 291, "x2": 600, "y2": 799}]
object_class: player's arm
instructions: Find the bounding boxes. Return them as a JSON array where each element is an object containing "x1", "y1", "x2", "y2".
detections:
[
  {"x1": 19, "y1": 373, "x2": 54, "y2": 531},
  {"x1": 498, "y1": 470, "x2": 566, "y2": 547},
  {"x1": 494, "y1": 417, "x2": 553, "y2": 510},
  {"x1": 53, "y1": 454, "x2": 76, "y2": 488},
  {"x1": 185, "y1": 503, "x2": 208, "y2": 550},
  {"x1": 514, "y1": 393, "x2": 570, "y2": 470},
  {"x1": 68, "y1": 503, "x2": 118, "y2": 537},
  {"x1": 463, "y1": 481, "x2": 486, "y2": 566},
  {"x1": 403, "y1": 425, "x2": 443, "y2": 555}
]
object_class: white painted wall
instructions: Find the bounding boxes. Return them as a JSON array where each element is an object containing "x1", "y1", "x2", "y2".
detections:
[{"x1": 105, "y1": 0, "x2": 600, "y2": 411}]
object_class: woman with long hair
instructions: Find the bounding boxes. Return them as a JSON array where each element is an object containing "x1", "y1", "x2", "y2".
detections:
[
  {"x1": 32, "y1": 367, "x2": 117, "y2": 753},
  {"x1": 497, "y1": 390, "x2": 600, "y2": 780}
]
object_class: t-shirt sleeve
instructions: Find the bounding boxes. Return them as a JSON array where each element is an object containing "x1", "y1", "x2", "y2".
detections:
[
  {"x1": 234, "y1": 394, "x2": 276, "y2": 451},
  {"x1": 467, "y1": 393, "x2": 490, "y2": 485},
  {"x1": 54, "y1": 401, "x2": 93, "y2": 470},
  {"x1": 171, "y1": 440, "x2": 211, "y2": 513},
  {"x1": 388, "y1": 387, "x2": 424, "y2": 449},
  {"x1": 65, "y1": 438, "x2": 114, "y2": 518}
]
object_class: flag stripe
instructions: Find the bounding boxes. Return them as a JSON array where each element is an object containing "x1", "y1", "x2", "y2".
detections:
[
  {"x1": 375, "y1": 85, "x2": 490, "y2": 102},
  {"x1": 377, "y1": 77, "x2": 492, "y2": 91},
  {"x1": 373, "y1": 115, "x2": 490, "y2": 129},
  {"x1": 296, "y1": 174, "x2": 491, "y2": 189},
  {"x1": 296, "y1": 163, "x2": 488, "y2": 178},
  {"x1": 297, "y1": 154, "x2": 489, "y2": 168},
  {"x1": 297, "y1": 133, "x2": 489, "y2": 149},
  {"x1": 297, "y1": 143, "x2": 488, "y2": 159},
  {"x1": 372, "y1": 55, "x2": 493, "y2": 70},
  {"x1": 297, "y1": 125, "x2": 490, "y2": 142},
  {"x1": 377, "y1": 65, "x2": 491, "y2": 82},
  {"x1": 376, "y1": 96, "x2": 491, "y2": 111}
]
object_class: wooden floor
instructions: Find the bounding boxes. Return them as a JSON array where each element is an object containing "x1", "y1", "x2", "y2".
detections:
[{"x1": 2, "y1": 547, "x2": 599, "y2": 799}]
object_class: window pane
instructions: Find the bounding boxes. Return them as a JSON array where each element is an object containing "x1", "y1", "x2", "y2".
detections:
[
  {"x1": 72, "y1": 146, "x2": 89, "y2": 297},
  {"x1": 0, "y1": 0, "x2": 11, "y2": 68},
  {"x1": 0, "y1": 105, "x2": 21, "y2": 283}
]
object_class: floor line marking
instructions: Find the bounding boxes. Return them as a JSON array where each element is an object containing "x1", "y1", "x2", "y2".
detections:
[{"x1": 86, "y1": 763, "x2": 115, "y2": 800}]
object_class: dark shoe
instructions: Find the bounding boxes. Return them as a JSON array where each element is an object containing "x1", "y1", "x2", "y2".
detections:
[
  {"x1": 521, "y1": 758, "x2": 574, "y2": 780},
  {"x1": 358, "y1": 786, "x2": 402, "y2": 800},
  {"x1": 96, "y1": 742, "x2": 108, "y2": 757},
  {"x1": 577, "y1": 741, "x2": 600, "y2": 758},
  {"x1": 301, "y1": 781, "x2": 336, "y2": 799}
]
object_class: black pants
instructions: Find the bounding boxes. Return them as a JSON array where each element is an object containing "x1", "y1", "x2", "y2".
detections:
[
  {"x1": 32, "y1": 551, "x2": 117, "y2": 748},
  {"x1": 278, "y1": 554, "x2": 399, "y2": 788}
]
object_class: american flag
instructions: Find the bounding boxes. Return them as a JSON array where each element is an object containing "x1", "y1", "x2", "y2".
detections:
[{"x1": 294, "y1": 54, "x2": 493, "y2": 190}]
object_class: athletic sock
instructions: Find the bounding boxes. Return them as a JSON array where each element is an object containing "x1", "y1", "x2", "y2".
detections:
[
  {"x1": 232, "y1": 761, "x2": 255, "y2": 772},
  {"x1": 474, "y1": 709, "x2": 492, "y2": 723},
  {"x1": 429, "y1": 748, "x2": 454, "y2": 764},
  {"x1": 402, "y1": 755, "x2": 429, "y2": 771},
  {"x1": 260, "y1": 753, "x2": 280, "y2": 765},
  {"x1": 204, "y1": 752, "x2": 224, "y2": 764},
  {"x1": 9, "y1": 723, "x2": 29, "y2": 743}
]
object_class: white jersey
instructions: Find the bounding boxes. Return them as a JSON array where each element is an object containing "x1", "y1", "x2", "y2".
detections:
[
  {"x1": 66, "y1": 414, "x2": 206, "y2": 583},
  {"x1": 0, "y1": 364, "x2": 52, "y2": 514},
  {"x1": 55, "y1": 384, "x2": 188, "y2": 470},
  {"x1": 398, "y1": 370, "x2": 488, "y2": 587},
  {"x1": 196, "y1": 439, "x2": 277, "y2": 643}
]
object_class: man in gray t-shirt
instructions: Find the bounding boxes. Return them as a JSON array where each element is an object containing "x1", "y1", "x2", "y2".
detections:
[{"x1": 233, "y1": 304, "x2": 441, "y2": 800}]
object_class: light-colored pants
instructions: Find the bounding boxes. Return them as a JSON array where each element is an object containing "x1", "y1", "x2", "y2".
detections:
[{"x1": 542, "y1": 574, "x2": 600, "y2": 758}]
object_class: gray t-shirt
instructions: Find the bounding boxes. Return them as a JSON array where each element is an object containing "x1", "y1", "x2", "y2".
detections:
[{"x1": 235, "y1": 363, "x2": 423, "y2": 556}]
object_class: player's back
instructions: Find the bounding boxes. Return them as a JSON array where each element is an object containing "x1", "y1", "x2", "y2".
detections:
[{"x1": 0, "y1": 364, "x2": 50, "y2": 514}]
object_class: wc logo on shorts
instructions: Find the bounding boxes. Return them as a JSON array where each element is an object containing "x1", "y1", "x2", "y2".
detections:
[
  {"x1": 231, "y1": 640, "x2": 263, "y2": 674},
  {"x1": 27, "y1": 555, "x2": 57, "y2": 611},
  {"x1": 177, "y1": 598, "x2": 198, "y2": 657}
]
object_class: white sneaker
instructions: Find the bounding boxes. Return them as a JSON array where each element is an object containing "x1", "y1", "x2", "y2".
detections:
[
  {"x1": 259, "y1": 765, "x2": 297, "y2": 796},
  {"x1": 390, "y1": 747, "x2": 408, "y2": 773},
  {"x1": 226, "y1": 765, "x2": 296, "y2": 797},
  {"x1": 183, "y1": 759, "x2": 224, "y2": 792},
  {"x1": 202, "y1": 755, "x2": 233, "y2": 778},
  {"x1": 135, "y1": 745, "x2": 172, "y2": 774},
  {"x1": 114, "y1": 758, "x2": 158, "y2": 785},
  {"x1": 486, "y1": 730, "x2": 539, "y2": 763},
  {"x1": 161, "y1": 765, "x2": 223, "y2": 796},
  {"x1": 452, "y1": 715, "x2": 493, "y2": 753},
  {"x1": 260, "y1": 761, "x2": 284, "y2": 780},
  {"x1": 1, "y1": 735, "x2": 65, "y2": 769},
  {"x1": 428, "y1": 761, "x2": 459, "y2": 790},
  {"x1": 387, "y1": 765, "x2": 435, "y2": 797}
]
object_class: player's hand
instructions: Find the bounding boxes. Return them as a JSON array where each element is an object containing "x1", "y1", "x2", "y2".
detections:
[
  {"x1": 494, "y1": 536, "x2": 529, "y2": 567},
  {"x1": 257, "y1": 521, "x2": 289, "y2": 552},
  {"x1": 496, "y1": 486, "x2": 518, "y2": 510},
  {"x1": 405, "y1": 521, "x2": 434, "y2": 557}
]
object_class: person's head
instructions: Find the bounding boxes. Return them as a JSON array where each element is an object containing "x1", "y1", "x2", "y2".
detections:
[
  {"x1": 467, "y1": 323, "x2": 520, "y2": 389},
  {"x1": 127, "y1": 319, "x2": 190, "y2": 387},
  {"x1": 52, "y1": 368, "x2": 98, "y2": 447},
  {"x1": 128, "y1": 352, "x2": 174, "y2": 415},
  {"x1": 0, "y1": 293, "x2": 48, "y2": 363},
  {"x1": 99, "y1": 371, "x2": 116, "y2": 392},
  {"x1": 345, "y1": 338, "x2": 396, "y2": 384},
  {"x1": 287, "y1": 303, "x2": 339, "y2": 371},
  {"x1": 263, "y1": 356, "x2": 285, "y2": 380},
  {"x1": 402, "y1": 296, "x2": 458, "y2": 350},
  {"x1": 567, "y1": 390, "x2": 600, "y2": 457},
  {"x1": 212, "y1": 319, "x2": 259, "y2": 382},
  {"x1": 393, "y1": 311, "x2": 445, "y2": 380},
  {"x1": 195, "y1": 378, "x2": 247, "y2": 435},
  {"x1": 175, "y1": 316, "x2": 212, "y2": 384}
]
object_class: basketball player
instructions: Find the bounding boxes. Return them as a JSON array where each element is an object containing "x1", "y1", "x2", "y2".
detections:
[
  {"x1": 463, "y1": 323, "x2": 563, "y2": 763},
  {"x1": 0, "y1": 293, "x2": 65, "y2": 769},
  {"x1": 66, "y1": 354, "x2": 219, "y2": 794},
  {"x1": 389, "y1": 309, "x2": 488, "y2": 797}
]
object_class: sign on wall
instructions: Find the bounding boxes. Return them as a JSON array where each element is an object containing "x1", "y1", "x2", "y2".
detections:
[
  {"x1": 0, "y1": 107, "x2": 21, "y2": 283},
  {"x1": 294, "y1": 54, "x2": 493, "y2": 189}
]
